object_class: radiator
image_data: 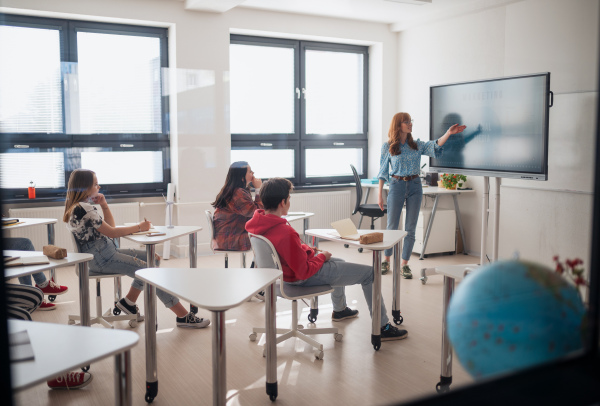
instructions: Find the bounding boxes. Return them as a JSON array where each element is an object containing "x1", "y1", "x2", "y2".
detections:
[
  {"x1": 289, "y1": 191, "x2": 352, "y2": 233},
  {"x1": 7, "y1": 203, "x2": 140, "y2": 252}
]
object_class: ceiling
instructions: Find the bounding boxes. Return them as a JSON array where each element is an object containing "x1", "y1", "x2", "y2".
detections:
[{"x1": 180, "y1": 0, "x2": 525, "y2": 31}]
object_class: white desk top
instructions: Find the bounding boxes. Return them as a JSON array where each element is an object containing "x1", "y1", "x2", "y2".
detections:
[
  {"x1": 361, "y1": 184, "x2": 474, "y2": 195},
  {"x1": 3, "y1": 250, "x2": 93, "y2": 280},
  {"x1": 10, "y1": 319, "x2": 139, "y2": 391},
  {"x1": 283, "y1": 212, "x2": 314, "y2": 223},
  {"x1": 2, "y1": 218, "x2": 57, "y2": 231},
  {"x1": 122, "y1": 225, "x2": 202, "y2": 245},
  {"x1": 136, "y1": 268, "x2": 281, "y2": 311},
  {"x1": 305, "y1": 229, "x2": 407, "y2": 251},
  {"x1": 435, "y1": 264, "x2": 480, "y2": 281}
]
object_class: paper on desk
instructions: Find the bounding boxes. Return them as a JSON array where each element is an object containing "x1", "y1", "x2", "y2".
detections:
[
  {"x1": 9, "y1": 330, "x2": 34, "y2": 362},
  {"x1": 122, "y1": 223, "x2": 158, "y2": 235},
  {"x1": 330, "y1": 218, "x2": 361, "y2": 241},
  {"x1": 4, "y1": 255, "x2": 50, "y2": 267}
]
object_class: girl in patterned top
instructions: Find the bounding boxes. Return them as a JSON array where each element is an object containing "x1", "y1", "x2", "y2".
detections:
[
  {"x1": 63, "y1": 169, "x2": 209, "y2": 328},
  {"x1": 377, "y1": 113, "x2": 466, "y2": 278}
]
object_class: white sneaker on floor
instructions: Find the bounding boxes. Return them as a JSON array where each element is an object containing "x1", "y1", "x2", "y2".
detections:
[{"x1": 176, "y1": 312, "x2": 210, "y2": 329}]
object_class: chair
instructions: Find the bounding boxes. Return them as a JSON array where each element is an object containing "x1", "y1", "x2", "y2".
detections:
[
  {"x1": 205, "y1": 210, "x2": 251, "y2": 268},
  {"x1": 67, "y1": 233, "x2": 140, "y2": 329},
  {"x1": 351, "y1": 164, "x2": 387, "y2": 230},
  {"x1": 248, "y1": 233, "x2": 342, "y2": 360}
]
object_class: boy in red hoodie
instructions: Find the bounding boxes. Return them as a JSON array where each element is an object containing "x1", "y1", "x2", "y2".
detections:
[{"x1": 245, "y1": 177, "x2": 407, "y2": 341}]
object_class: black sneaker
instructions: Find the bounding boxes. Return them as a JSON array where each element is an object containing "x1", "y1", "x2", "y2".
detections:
[
  {"x1": 176, "y1": 312, "x2": 210, "y2": 329},
  {"x1": 332, "y1": 307, "x2": 359, "y2": 322},
  {"x1": 380, "y1": 323, "x2": 408, "y2": 341},
  {"x1": 401, "y1": 265, "x2": 413, "y2": 279},
  {"x1": 116, "y1": 298, "x2": 140, "y2": 316}
]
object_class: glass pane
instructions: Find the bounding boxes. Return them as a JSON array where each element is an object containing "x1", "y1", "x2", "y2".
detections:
[
  {"x1": 81, "y1": 150, "x2": 163, "y2": 184},
  {"x1": 77, "y1": 32, "x2": 162, "y2": 134},
  {"x1": 305, "y1": 50, "x2": 363, "y2": 135},
  {"x1": 0, "y1": 25, "x2": 62, "y2": 133},
  {"x1": 0, "y1": 151, "x2": 65, "y2": 188},
  {"x1": 305, "y1": 148, "x2": 363, "y2": 178},
  {"x1": 230, "y1": 44, "x2": 295, "y2": 134},
  {"x1": 231, "y1": 149, "x2": 295, "y2": 179}
]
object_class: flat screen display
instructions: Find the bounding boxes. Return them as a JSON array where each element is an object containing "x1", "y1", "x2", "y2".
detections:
[{"x1": 429, "y1": 73, "x2": 551, "y2": 180}]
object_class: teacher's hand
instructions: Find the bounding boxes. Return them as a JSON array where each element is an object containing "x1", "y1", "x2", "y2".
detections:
[
  {"x1": 447, "y1": 124, "x2": 467, "y2": 135},
  {"x1": 378, "y1": 194, "x2": 385, "y2": 211}
]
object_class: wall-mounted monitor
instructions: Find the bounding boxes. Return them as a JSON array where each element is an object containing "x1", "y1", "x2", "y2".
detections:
[{"x1": 429, "y1": 73, "x2": 552, "y2": 180}]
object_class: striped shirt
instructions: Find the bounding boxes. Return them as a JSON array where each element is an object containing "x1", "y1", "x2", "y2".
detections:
[
  {"x1": 212, "y1": 188, "x2": 264, "y2": 251},
  {"x1": 377, "y1": 139, "x2": 443, "y2": 181}
]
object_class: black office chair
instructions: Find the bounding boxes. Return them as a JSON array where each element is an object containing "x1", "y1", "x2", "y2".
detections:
[{"x1": 350, "y1": 164, "x2": 387, "y2": 252}]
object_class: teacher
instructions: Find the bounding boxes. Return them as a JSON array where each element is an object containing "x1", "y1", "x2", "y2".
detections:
[{"x1": 377, "y1": 112, "x2": 465, "y2": 278}]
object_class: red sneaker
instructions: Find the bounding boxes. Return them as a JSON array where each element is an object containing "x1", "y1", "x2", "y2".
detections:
[
  {"x1": 38, "y1": 300, "x2": 56, "y2": 311},
  {"x1": 47, "y1": 371, "x2": 93, "y2": 389},
  {"x1": 36, "y1": 280, "x2": 68, "y2": 296}
]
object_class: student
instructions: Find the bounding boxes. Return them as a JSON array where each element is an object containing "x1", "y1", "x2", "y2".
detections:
[
  {"x1": 63, "y1": 169, "x2": 209, "y2": 329},
  {"x1": 246, "y1": 177, "x2": 407, "y2": 341},
  {"x1": 5, "y1": 237, "x2": 68, "y2": 310},
  {"x1": 377, "y1": 112, "x2": 465, "y2": 277}
]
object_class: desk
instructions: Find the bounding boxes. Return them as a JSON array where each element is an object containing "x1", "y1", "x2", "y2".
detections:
[
  {"x1": 9, "y1": 319, "x2": 138, "y2": 405},
  {"x1": 360, "y1": 184, "x2": 473, "y2": 260},
  {"x1": 135, "y1": 267, "x2": 281, "y2": 405},
  {"x1": 3, "y1": 218, "x2": 61, "y2": 290},
  {"x1": 283, "y1": 212, "x2": 314, "y2": 244},
  {"x1": 434, "y1": 264, "x2": 479, "y2": 393},
  {"x1": 4, "y1": 250, "x2": 94, "y2": 327},
  {"x1": 305, "y1": 229, "x2": 407, "y2": 350}
]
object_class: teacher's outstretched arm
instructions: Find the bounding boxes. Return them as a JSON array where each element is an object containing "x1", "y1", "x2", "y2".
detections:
[{"x1": 437, "y1": 124, "x2": 467, "y2": 147}]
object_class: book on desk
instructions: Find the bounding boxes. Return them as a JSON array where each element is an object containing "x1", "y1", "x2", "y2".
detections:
[{"x1": 4, "y1": 255, "x2": 50, "y2": 267}]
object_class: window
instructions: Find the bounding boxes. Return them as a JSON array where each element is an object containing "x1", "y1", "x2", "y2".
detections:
[
  {"x1": 229, "y1": 35, "x2": 368, "y2": 186},
  {"x1": 0, "y1": 14, "x2": 169, "y2": 201}
]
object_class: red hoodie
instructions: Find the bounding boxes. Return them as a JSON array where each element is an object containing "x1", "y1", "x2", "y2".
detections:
[{"x1": 245, "y1": 209, "x2": 326, "y2": 282}]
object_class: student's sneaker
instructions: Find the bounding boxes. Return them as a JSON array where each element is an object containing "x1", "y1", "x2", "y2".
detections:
[
  {"x1": 36, "y1": 280, "x2": 68, "y2": 296},
  {"x1": 332, "y1": 307, "x2": 359, "y2": 322},
  {"x1": 401, "y1": 265, "x2": 413, "y2": 279},
  {"x1": 47, "y1": 371, "x2": 93, "y2": 390},
  {"x1": 116, "y1": 298, "x2": 141, "y2": 316},
  {"x1": 38, "y1": 300, "x2": 56, "y2": 311},
  {"x1": 381, "y1": 261, "x2": 390, "y2": 275},
  {"x1": 380, "y1": 323, "x2": 408, "y2": 341},
  {"x1": 176, "y1": 312, "x2": 210, "y2": 329},
  {"x1": 254, "y1": 291, "x2": 265, "y2": 301}
]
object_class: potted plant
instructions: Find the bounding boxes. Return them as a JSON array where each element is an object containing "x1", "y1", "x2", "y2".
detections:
[{"x1": 440, "y1": 173, "x2": 467, "y2": 189}]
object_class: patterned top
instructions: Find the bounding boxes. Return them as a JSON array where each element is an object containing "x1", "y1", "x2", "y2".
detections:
[
  {"x1": 66, "y1": 202, "x2": 105, "y2": 244},
  {"x1": 212, "y1": 188, "x2": 264, "y2": 251},
  {"x1": 377, "y1": 139, "x2": 443, "y2": 181}
]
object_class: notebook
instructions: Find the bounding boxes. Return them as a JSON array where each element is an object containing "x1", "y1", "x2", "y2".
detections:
[
  {"x1": 4, "y1": 255, "x2": 50, "y2": 267},
  {"x1": 329, "y1": 218, "x2": 361, "y2": 241},
  {"x1": 123, "y1": 223, "x2": 158, "y2": 235}
]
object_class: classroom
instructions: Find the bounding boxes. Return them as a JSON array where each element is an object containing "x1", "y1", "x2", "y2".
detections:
[{"x1": 1, "y1": 0, "x2": 599, "y2": 405}]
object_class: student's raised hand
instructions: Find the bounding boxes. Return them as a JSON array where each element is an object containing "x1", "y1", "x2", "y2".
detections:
[
  {"x1": 139, "y1": 220, "x2": 152, "y2": 232},
  {"x1": 252, "y1": 177, "x2": 263, "y2": 189},
  {"x1": 446, "y1": 124, "x2": 467, "y2": 135},
  {"x1": 91, "y1": 193, "x2": 107, "y2": 207}
]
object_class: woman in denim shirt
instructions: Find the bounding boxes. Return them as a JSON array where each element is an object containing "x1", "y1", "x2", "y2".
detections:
[{"x1": 377, "y1": 112, "x2": 466, "y2": 277}]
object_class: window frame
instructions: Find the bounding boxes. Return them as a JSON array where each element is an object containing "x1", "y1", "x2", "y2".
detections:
[
  {"x1": 300, "y1": 140, "x2": 368, "y2": 185},
  {"x1": 231, "y1": 140, "x2": 300, "y2": 184}
]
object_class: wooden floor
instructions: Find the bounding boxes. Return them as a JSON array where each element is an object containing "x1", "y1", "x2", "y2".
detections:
[{"x1": 12, "y1": 242, "x2": 478, "y2": 406}]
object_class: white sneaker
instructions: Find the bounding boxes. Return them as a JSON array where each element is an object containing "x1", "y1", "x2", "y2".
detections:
[
  {"x1": 176, "y1": 312, "x2": 210, "y2": 329},
  {"x1": 254, "y1": 291, "x2": 266, "y2": 302}
]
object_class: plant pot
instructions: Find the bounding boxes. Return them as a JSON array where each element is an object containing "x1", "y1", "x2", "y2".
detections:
[
  {"x1": 446, "y1": 185, "x2": 457, "y2": 190},
  {"x1": 437, "y1": 180, "x2": 444, "y2": 188}
]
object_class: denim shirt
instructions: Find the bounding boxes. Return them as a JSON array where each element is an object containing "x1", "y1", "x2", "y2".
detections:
[{"x1": 377, "y1": 139, "x2": 443, "y2": 182}]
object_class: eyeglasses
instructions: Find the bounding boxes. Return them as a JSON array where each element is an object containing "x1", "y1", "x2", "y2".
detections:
[{"x1": 402, "y1": 119, "x2": 414, "y2": 125}]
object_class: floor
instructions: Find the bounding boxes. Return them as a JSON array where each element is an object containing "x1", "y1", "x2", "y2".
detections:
[{"x1": 11, "y1": 242, "x2": 478, "y2": 405}]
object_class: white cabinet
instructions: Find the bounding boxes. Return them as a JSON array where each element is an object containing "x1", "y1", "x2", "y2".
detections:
[{"x1": 401, "y1": 208, "x2": 456, "y2": 255}]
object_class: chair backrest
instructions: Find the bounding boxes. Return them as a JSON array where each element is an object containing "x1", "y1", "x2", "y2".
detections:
[
  {"x1": 68, "y1": 229, "x2": 82, "y2": 253},
  {"x1": 204, "y1": 210, "x2": 216, "y2": 254},
  {"x1": 350, "y1": 164, "x2": 362, "y2": 215}
]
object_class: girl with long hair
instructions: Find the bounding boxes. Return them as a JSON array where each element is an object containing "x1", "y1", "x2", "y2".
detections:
[
  {"x1": 64, "y1": 169, "x2": 210, "y2": 328},
  {"x1": 377, "y1": 113, "x2": 466, "y2": 277}
]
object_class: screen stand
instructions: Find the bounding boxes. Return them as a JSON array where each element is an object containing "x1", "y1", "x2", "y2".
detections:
[{"x1": 480, "y1": 176, "x2": 501, "y2": 265}]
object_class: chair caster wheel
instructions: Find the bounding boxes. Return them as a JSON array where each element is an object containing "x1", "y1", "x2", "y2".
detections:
[
  {"x1": 129, "y1": 320, "x2": 137, "y2": 328},
  {"x1": 344, "y1": 244, "x2": 349, "y2": 248},
  {"x1": 81, "y1": 365, "x2": 90, "y2": 372},
  {"x1": 315, "y1": 350, "x2": 324, "y2": 360},
  {"x1": 373, "y1": 344, "x2": 381, "y2": 351},
  {"x1": 145, "y1": 394, "x2": 155, "y2": 403},
  {"x1": 436, "y1": 382, "x2": 451, "y2": 393},
  {"x1": 420, "y1": 276, "x2": 428, "y2": 285},
  {"x1": 393, "y1": 315, "x2": 404, "y2": 325},
  {"x1": 249, "y1": 332, "x2": 257, "y2": 342},
  {"x1": 358, "y1": 248, "x2": 363, "y2": 253},
  {"x1": 68, "y1": 319, "x2": 75, "y2": 325},
  {"x1": 48, "y1": 295, "x2": 56, "y2": 302},
  {"x1": 334, "y1": 333, "x2": 343, "y2": 342},
  {"x1": 269, "y1": 395, "x2": 277, "y2": 401},
  {"x1": 113, "y1": 307, "x2": 121, "y2": 315}
]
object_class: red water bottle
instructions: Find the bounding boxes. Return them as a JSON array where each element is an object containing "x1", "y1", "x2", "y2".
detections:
[{"x1": 28, "y1": 181, "x2": 36, "y2": 199}]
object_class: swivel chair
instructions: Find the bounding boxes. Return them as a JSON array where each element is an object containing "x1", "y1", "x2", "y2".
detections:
[{"x1": 350, "y1": 164, "x2": 387, "y2": 252}]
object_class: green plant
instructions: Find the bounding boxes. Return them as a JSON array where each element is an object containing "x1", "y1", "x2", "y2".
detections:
[{"x1": 441, "y1": 173, "x2": 467, "y2": 189}]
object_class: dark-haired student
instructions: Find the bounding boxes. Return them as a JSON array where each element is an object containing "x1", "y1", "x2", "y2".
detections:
[
  {"x1": 212, "y1": 161, "x2": 265, "y2": 300},
  {"x1": 246, "y1": 177, "x2": 408, "y2": 341}
]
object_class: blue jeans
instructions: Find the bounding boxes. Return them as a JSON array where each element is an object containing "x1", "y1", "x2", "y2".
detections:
[
  {"x1": 290, "y1": 258, "x2": 390, "y2": 327},
  {"x1": 385, "y1": 177, "x2": 423, "y2": 259},
  {"x1": 80, "y1": 237, "x2": 179, "y2": 309},
  {"x1": 4, "y1": 237, "x2": 48, "y2": 286}
]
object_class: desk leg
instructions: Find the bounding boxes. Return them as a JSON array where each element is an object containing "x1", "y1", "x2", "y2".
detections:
[
  {"x1": 310, "y1": 236, "x2": 319, "y2": 249},
  {"x1": 212, "y1": 310, "x2": 226, "y2": 406},
  {"x1": 358, "y1": 187, "x2": 371, "y2": 229},
  {"x1": 303, "y1": 218, "x2": 310, "y2": 245},
  {"x1": 265, "y1": 282, "x2": 278, "y2": 401},
  {"x1": 115, "y1": 349, "x2": 132, "y2": 406},
  {"x1": 437, "y1": 275, "x2": 455, "y2": 393},
  {"x1": 47, "y1": 223, "x2": 57, "y2": 286},
  {"x1": 78, "y1": 262, "x2": 90, "y2": 327},
  {"x1": 144, "y1": 283, "x2": 158, "y2": 403},
  {"x1": 189, "y1": 233, "x2": 199, "y2": 314},
  {"x1": 452, "y1": 195, "x2": 467, "y2": 255},
  {"x1": 391, "y1": 243, "x2": 403, "y2": 325},
  {"x1": 420, "y1": 195, "x2": 440, "y2": 260},
  {"x1": 371, "y1": 250, "x2": 382, "y2": 350}
]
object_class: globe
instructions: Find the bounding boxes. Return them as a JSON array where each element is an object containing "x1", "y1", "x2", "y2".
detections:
[{"x1": 447, "y1": 260, "x2": 586, "y2": 380}]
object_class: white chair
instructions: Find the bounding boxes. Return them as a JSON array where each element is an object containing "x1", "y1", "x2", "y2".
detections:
[
  {"x1": 67, "y1": 233, "x2": 140, "y2": 329},
  {"x1": 205, "y1": 210, "x2": 251, "y2": 268},
  {"x1": 248, "y1": 233, "x2": 342, "y2": 360}
]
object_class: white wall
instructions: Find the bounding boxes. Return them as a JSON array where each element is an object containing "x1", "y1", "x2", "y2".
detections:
[
  {"x1": 396, "y1": 0, "x2": 598, "y2": 268},
  {"x1": 1, "y1": 0, "x2": 397, "y2": 255}
]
